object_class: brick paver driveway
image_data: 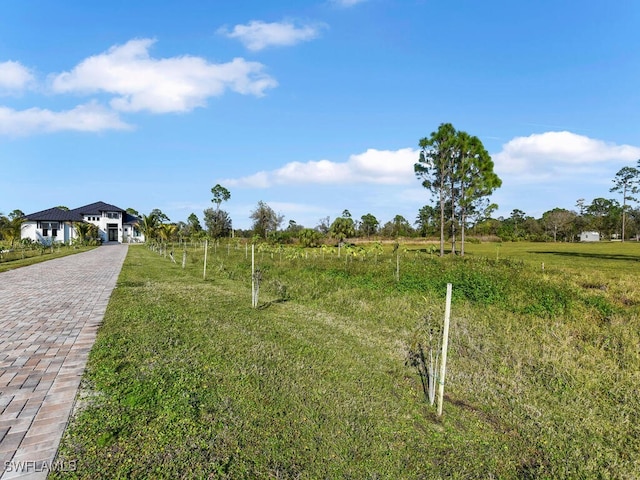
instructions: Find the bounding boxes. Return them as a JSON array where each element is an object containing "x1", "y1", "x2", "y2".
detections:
[{"x1": 0, "y1": 245, "x2": 128, "y2": 479}]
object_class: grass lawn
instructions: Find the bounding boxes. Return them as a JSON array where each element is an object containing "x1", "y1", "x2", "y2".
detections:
[{"x1": 52, "y1": 241, "x2": 640, "y2": 479}]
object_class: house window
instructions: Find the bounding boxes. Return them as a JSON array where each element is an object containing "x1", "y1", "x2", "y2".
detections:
[
  {"x1": 106, "y1": 212, "x2": 119, "y2": 219},
  {"x1": 41, "y1": 222, "x2": 59, "y2": 237}
]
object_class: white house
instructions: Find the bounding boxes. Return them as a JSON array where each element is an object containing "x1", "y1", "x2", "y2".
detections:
[
  {"x1": 579, "y1": 231, "x2": 600, "y2": 242},
  {"x1": 22, "y1": 201, "x2": 144, "y2": 244}
]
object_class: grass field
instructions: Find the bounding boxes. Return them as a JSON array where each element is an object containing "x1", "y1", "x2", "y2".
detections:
[{"x1": 51, "y1": 240, "x2": 640, "y2": 479}]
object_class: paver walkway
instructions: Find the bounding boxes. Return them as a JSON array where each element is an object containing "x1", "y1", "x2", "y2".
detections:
[{"x1": 0, "y1": 245, "x2": 128, "y2": 479}]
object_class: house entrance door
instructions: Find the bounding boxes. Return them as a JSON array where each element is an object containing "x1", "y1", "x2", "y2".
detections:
[{"x1": 107, "y1": 225, "x2": 118, "y2": 242}]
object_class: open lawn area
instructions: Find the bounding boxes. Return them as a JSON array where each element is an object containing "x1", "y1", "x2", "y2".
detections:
[{"x1": 52, "y1": 241, "x2": 640, "y2": 479}]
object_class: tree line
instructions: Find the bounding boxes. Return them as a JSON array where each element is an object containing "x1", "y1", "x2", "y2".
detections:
[{"x1": 3, "y1": 124, "x2": 639, "y2": 249}]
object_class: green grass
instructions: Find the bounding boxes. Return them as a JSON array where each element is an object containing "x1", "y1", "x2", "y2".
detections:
[
  {"x1": 52, "y1": 241, "x2": 640, "y2": 479},
  {"x1": 462, "y1": 239, "x2": 640, "y2": 274}
]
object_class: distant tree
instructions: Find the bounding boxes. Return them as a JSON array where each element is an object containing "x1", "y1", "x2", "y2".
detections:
[
  {"x1": 150, "y1": 209, "x2": 170, "y2": 223},
  {"x1": 627, "y1": 206, "x2": 640, "y2": 240},
  {"x1": 517, "y1": 216, "x2": 542, "y2": 240},
  {"x1": 277, "y1": 219, "x2": 304, "y2": 244},
  {"x1": 586, "y1": 198, "x2": 621, "y2": 239},
  {"x1": 360, "y1": 213, "x2": 379, "y2": 238},
  {"x1": 175, "y1": 221, "x2": 188, "y2": 239},
  {"x1": 55, "y1": 206, "x2": 69, "y2": 211},
  {"x1": 510, "y1": 209, "x2": 526, "y2": 238},
  {"x1": 542, "y1": 208, "x2": 577, "y2": 242},
  {"x1": 574, "y1": 198, "x2": 588, "y2": 236},
  {"x1": 329, "y1": 212, "x2": 356, "y2": 243},
  {"x1": 415, "y1": 205, "x2": 438, "y2": 237},
  {"x1": 468, "y1": 200, "x2": 497, "y2": 235},
  {"x1": 455, "y1": 132, "x2": 502, "y2": 255},
  {"x1": 211, "y1": 184, "x2": 231, "y2": 211},
  {"x1": 204, "y1": 208, "x2": 232, "y2": 239},
  {"x1": 126, "y1": 207, "x2": 140, "y2": 217},
  {"x1": 185, "y1": 213, "x2": 203, "y2": 237},
  {"x1": 316, "y1": 216, "x2": 331, "y2": 235},
  {"x1": 415, "y1": 123, "x2": 501, "y2": 255},
  {"x1": 250, "y1": 201, "x2": 283, "y2": 239},
  {"x1": 392, "y1": 215, "x2": 413, "y2": 237},
  {"x1": 381, "y1": 215, "x2": 414, "y2": 238},
  {"x1": 298, "y1": 228, "x2": 322, "y2": 247},
  {"x1": 415, "y1": 123, "x2": 456, "y2": 256},
  {"x1": 286, "y1": 219, "x2": 304, "y2": 234},
  {"x1": 8, "y1": 209, "x2": 25, "y2": 220},
  {"x1": 610, "y1": 165, "x2": 640, "y2": 241}
]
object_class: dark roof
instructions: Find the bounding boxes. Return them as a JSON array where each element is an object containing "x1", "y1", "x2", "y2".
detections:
[
  {"x1": 70, "y1": 201, "x2": 125, "y2": 216},
  {"x1": 123, "y1": 212, "x2": 140, "y2": 225},
  {"x1": 24, "y1": 207, "x2": 83, "y2": 222},
  {"x1": 24, "y1": 201, "x2": 132, "y2": 222}
]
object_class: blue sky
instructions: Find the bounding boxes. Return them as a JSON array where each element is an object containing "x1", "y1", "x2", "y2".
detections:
[{"x1": 1, "y1": 0, "x2": 640, "y2": 230}]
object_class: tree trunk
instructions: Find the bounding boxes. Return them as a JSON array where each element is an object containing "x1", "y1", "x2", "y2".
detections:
[
  {"x1": 450, "y1": 178, "x2": 456, "y2": 255},
  {"x1": 439, "y1": 190, "x2": 445, "y2": 257},
  {"x1": 622, "y1": 186, "x2": 627, "y2": 242},
  {"x1": 460, "y1": 207, "x2": 466, "y2": 256}
]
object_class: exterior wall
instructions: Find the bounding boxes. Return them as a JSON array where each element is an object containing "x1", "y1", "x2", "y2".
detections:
[
  {"x1": 85, "y1": 211, "x2": 124, "y2": 243},
  {"x1": 580, "y1": 231, "x2": 600, "y2": 242},
  {"x1": 123, "y1": 224, "x2": 145, "y2": 243},
  {"x1": 21, "y1": 221, "x2": 75, "y2": 244},
  {"x1": 105, "y1": 210, "x2": 123, "y2": 242},
  {"x1": 21, "y1": 222, "x2": 39, "y2": 242}
]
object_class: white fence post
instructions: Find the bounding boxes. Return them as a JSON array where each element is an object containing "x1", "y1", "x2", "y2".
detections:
[
  {"x1": 437, "y1": 283, "x2": 452, "y2": 416},
  {"x1": 203, "y1": 239, "x2": 208, "y2": 280}
]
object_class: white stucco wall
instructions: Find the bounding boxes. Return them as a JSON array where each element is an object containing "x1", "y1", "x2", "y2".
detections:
[
  {"x1": 21, "y1": 222, "x2": 38, "y2": 242},
  {"x1": 20, "y1": 221, "x2": 74, "y2": 244},
  {"x1": 580, "y1": 231, "x2": 600, "y2": 242}
]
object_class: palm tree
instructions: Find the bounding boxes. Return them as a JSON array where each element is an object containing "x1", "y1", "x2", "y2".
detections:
[
  {"x1": 74, "y1": 222, "x2": 91, "y2": 244},
  {"x1": 0, "y1": 213, "x2": 8, "y2": 242},
  {"x1": 138, "y1": 213, "x2": 160, "y2": 242},
  {"x1": 0, "y1": 216, "x2": 24, "y2": 247},
  {"x1": 157, "y1": 223, "x2": 178, "y2": 243},
  {"x1": 73, "y1": 222, "x2": 101, "y2": 244}
]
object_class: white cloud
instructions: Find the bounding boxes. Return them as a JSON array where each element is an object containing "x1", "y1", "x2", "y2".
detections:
[
  {"x1": 50, "y1": 38, "x2": 277, "y2": 113},
  {"x1": 492, "y1": 131, "x2": 640, "y2": 180},
  {"x1": 0, "y1": 61, "x2": 35, "y2": 94},
  {"x1": 219, "y1": 20, "x2": 325, "y2": 51},
  {"x1": 0, "y1": 101, "x2": 131, "y2": 136},
  {"x1": 225, "y1": 148, "x2": 419, "y2": 187}
]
